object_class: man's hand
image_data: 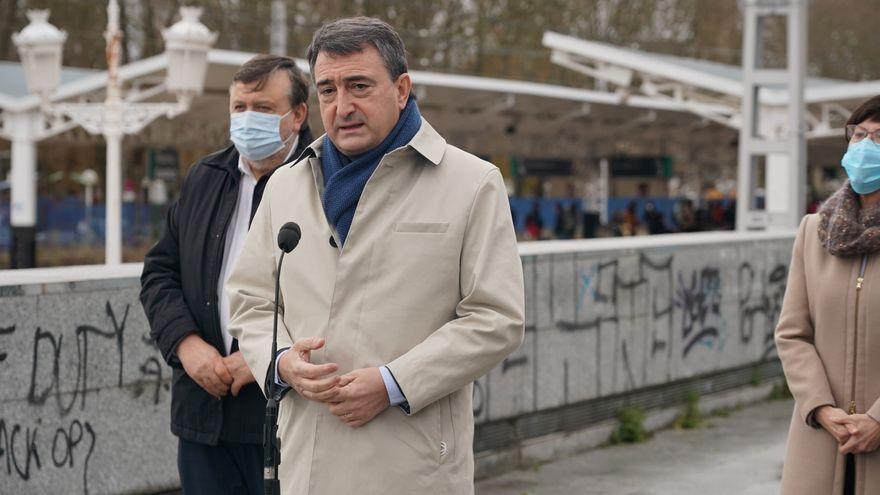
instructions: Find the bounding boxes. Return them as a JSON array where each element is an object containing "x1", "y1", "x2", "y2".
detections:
[
  {"x1": 839, "y1": 414, "x2": 880, "y2": 454},
  {"x1": 278, "y1": 337, "x2": 342, "y2": 402},
  {"x1": 222, "y1": 351, "x2": 256, "y2": 396},
  {"x1": 176, "y1": 333, "x2": 232, "y2": 399},
  {"x1": 815, "y1": 406, "x2": 853, "y2": 444},
  {"x1": 328, "y1": 367, "x2": 389, "y2": 428}
]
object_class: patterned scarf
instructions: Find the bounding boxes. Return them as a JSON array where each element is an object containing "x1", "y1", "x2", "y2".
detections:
[
  {"x1": 321, "y1": 96, "x2": 422, "y2": 246},
  {"x1": 817, "y1": 180, "x2": 880, "y2": 257}
]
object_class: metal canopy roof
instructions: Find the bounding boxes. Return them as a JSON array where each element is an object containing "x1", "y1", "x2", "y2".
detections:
[
  {"x1": 0, "y1": 48, "x2": 731, "y2": 114},
  {"x1": 0, "y1": 48, "x2": 737, "y2": 158},
  {"x1": 0, "y1": 61, "x2": 98, "y2": 98},
  {"x1": 542, "y1": 30, "x2": 880, "y2": 140}
]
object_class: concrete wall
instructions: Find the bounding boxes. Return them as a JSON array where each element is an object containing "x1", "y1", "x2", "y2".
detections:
[
  {"x1": 0, "y1": 232, "x2": 795, "y2": 495},
  {"x1": 0, "y1": 266, "x2": 172, "y2": 495},
  {"x1": 474, "y1": 232, "x2": 794, "y2": 424}
]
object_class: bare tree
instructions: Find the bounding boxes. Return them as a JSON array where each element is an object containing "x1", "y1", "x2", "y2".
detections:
[{"x1": 2, "y1": 0, "x2": 879, "y2": 84}]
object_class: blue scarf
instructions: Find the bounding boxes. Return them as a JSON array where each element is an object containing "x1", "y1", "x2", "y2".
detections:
[{"x1": 321, "y1": 96, "x2": 422, "y2": 246}]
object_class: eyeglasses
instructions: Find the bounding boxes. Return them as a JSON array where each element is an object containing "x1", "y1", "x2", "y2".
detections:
[{"x1": 845, "y1": 124, "x2": 880, "y2": 145}]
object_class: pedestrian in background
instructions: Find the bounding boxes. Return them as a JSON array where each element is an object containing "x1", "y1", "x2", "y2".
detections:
[
  {"x1": 776, "y1": 95, "x2": 880, "y2": 495},
  {"x1": 622, "y1": 200, "x2": 639, "y2": 236},
  {"x1": 525, "y1": 200, "x2": 543, "y2": 239},
  {"x1": 644, "y1": 201, "x2": 667, "y2": 234},
  {"x1": 673, "y1": 198, "x2": 697, "y2": 232}
]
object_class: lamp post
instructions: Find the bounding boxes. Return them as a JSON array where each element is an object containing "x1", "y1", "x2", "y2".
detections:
[
  {"x1": 12, "y1": 10, "x2": 66, "y2": 102},
  {"x1": 12, "y1": 1, "x2": 215, "y2": 265},
  {"x1": 5, "y1": 10, "x2": 67, "y2": 268},
  {"x1": 79, "y1": 168, "x2": 99, "y2": 236}
]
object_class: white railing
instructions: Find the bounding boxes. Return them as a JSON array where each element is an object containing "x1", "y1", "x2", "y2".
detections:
[{"x1": 0, "y1": 231, "x2": 797, "y2": 287}]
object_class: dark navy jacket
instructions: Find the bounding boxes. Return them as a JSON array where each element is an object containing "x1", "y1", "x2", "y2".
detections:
[{"x1": 139, "y1": 129, "x2": 311, "y2": 445}]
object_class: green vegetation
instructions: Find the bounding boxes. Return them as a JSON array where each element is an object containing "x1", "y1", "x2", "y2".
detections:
[
  {"x1": 769, "y1": 380, "x2": 792, "y2": 400},
  {"x1": 674, "y1": 391, "x2": 704, "y2": 429},
  {"x1": 713, "y1": 407, "x2": 732, "y2": 418},
  {"x1": 530, "y1": 459, "x2": 543, "y2": 473},
  {"x1": 611, "y1": 406, "x2": 650, "y2": 444},
  {"x1": 750, "y1": 367, "x2": 763, "y2": 386}
]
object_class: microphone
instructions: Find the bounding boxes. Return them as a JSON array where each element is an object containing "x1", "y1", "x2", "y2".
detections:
[
  {"x1": 277, "y1": 222, "x2": 301, "y2": 253},
  {"x1": 265, "y1": 221, "x2": 301, "y2": 495}
]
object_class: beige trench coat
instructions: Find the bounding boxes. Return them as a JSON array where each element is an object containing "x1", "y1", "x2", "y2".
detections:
[
  {"x1": 776, "y1": 214, "x2": 880, "y2": 495},
  {"x1": 226, "y1": 119, "x2": 525, "y2": 495}
]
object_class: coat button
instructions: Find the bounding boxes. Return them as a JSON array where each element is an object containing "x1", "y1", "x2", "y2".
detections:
[{"x1": 329, "y1": 236, "x2": 338, "y2": 248}]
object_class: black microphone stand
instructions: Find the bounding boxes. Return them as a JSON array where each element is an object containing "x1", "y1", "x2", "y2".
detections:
[{"x1": 264, "y1": 252, "x2": 285, "y2": 495}]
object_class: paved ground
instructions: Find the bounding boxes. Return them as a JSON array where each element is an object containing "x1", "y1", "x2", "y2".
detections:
[{"x1": 476, "y1": 398, "x2": 794, "y2": 495}]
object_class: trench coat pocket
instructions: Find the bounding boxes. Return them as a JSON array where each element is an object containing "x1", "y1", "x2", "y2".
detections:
[
  {"x1": 394, "y1": 222, "x2": 449, "y2": 234},
  {"x1": 439, "y1": 396, "x2": 455, "y2": 464}
]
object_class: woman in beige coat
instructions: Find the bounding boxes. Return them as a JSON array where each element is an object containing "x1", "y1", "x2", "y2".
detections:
[{"x1": 776, "y1": 95, "x2": 880, "y2": 495}]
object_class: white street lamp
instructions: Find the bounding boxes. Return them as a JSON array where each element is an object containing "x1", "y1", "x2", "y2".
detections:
[
  {"x1": 163, "y1": 7, "x2": 218, "y2": 100},
  {"x1": 11, "y1": 1, "x2": 215, "y2": 265},
  {"x1": 76, "y1": 168, "x2": 99, "y2": 239},
  {"x1": 4, "y1": 11, "x2": 71, "y2": 268},
  {"x1": 11, "y1": 10, "x2": 67, "y2": 102}
]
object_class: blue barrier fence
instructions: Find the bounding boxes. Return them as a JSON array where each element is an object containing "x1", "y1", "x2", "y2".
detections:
[
  {"x1": 0, "y1": 197, "x2": 163, "y2": 248},
  {"x1": 509, "y1": 196, "x2": 733, "y2": 234},
  {"x1": 0, "y1": 196, "x2": 734, "y2": 249}
]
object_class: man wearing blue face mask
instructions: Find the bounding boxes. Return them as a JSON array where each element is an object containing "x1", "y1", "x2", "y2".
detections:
[{"x1": 139, "y1": 55, "x2": 312, "y2": 494}]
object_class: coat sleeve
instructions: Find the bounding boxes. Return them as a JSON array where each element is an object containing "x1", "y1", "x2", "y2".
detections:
[
  {"x1": 774, "y1": 215, "x2": 836, "y2": 427},
  {"x1": 387, "y1": 169, "x2": 525, "y2": 415},
  {"x1": 139, "y1": 179, "x2": 197, "y2": 369},
  {"x1": 226, "y1": 176, "x2": 295, "y2": 397},
  {"x1": 868, "y1": 398, "x2": 880, "y2": 422}
]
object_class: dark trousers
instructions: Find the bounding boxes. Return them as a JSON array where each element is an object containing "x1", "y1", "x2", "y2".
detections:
[{"x1": 178, "y1": 438, "x2": 263, "y2": 495}]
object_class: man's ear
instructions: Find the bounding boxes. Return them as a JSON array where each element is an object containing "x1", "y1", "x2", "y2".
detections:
[
  {"x1": 395, "y1": 73, "x2": 412, "y2": 110},
  {"x1": 291, "y1": 102, "x2": 308, "y2": 131}
]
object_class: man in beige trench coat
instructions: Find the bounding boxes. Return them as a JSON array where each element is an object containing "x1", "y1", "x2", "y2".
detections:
[{"x1": 226, "y1": 17, "x2": 525, "y2": 495}]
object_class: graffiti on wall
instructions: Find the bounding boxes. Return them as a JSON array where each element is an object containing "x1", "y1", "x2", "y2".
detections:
[
  {"x1": 474, "y1": 241, "x2": 791, "y2": 424},
  {"x1": 0, "y1": 298, "x2": 169, "y2": 495},
  {"x1": 738, "y1": 262, "x2": 788, "y2": 358},
  {"x1": 0, "y1": 238, "x2": 794, "y2": 493},
  {"x1": 675, "y1": 267, "x2": 724, "y2": 358}
]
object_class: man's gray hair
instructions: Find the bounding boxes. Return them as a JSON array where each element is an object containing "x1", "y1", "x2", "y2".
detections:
[{"x1": 305, "y1": 17, "x2": 408, "y2": 81}]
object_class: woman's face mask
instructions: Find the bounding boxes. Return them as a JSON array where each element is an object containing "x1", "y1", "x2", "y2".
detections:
[
  {"x1": 229, "y1": 109, "x2": 292, "y2": 161},
  {"x1": 840, "y1": 125, "x2": 880, "y2": 194},
  {"x1": 842, "y1": 137, "x2": 880, "y2": 195}
]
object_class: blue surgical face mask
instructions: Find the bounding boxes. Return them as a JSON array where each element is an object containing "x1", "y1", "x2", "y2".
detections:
[
  {"x1": 842, "y1": 138, "x2": 880, "y2": 194},
  {"x1": 229, "y1": 110, "x2": 292, "y2": 161}
]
